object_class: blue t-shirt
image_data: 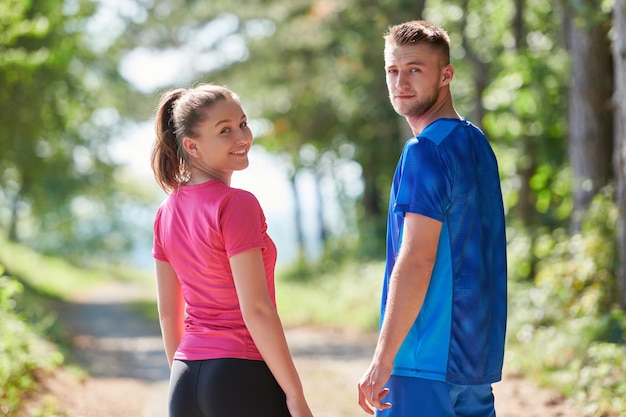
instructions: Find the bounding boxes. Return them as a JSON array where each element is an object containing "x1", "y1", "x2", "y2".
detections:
[{"x1": 382, "y1": 118, "x2": 507, "y2": 385}]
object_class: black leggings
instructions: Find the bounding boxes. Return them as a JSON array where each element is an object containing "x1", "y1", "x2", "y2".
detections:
[{"x1": 169, "y1": 358, "x2": 291, "y2": 417}]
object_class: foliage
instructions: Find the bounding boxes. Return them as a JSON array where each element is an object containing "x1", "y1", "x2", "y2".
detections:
[
  {"x1": 0, "y1": 0, "x2": 564, "y2": 268},
  {"x1": 0, "y1": 268, "x2": 63, "y2": 416},
  {"x1": 426, "y1": 0, "x2": 571, "y2": 231},
  {"x1": 0, "y1": 0, "x2": 154, "y2": 265},
  {"x1": 1, "y1": 0, "x2": 625, "y2": 414},
  {"x1": 111, "y1": 0, "x2": 576, "y2": 261},
  {"x1": 506, "y1": 188, "x2": 625, "y2": 417},
  {"x1": 113, "y1": 0, "x2": 429, "y2": 258}
]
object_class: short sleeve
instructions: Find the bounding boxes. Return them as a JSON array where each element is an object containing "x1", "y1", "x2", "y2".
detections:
[
  {"x1": 221, "y1": 190, "x2": 267, "y2": 258},
  {"x1": 394, "y1": 138, "x2": 450, "y2": 222},
  {"x1": 152, "y1": 205, "x2": 168, "y2": 262}
]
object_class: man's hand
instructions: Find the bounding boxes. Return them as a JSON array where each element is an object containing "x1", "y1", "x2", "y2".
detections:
[{"x1": 357, "y1": 361, "x2": 393, "y2": 414}]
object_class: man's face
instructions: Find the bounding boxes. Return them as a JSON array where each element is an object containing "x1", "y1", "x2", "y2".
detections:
[{"x1": 384, "y1": 42, "x2": 446, "y2": 118}]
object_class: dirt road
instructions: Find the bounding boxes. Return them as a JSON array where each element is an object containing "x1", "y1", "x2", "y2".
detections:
[{"x1": 27, "y1": 282, "x2": 587, "y2": 417}]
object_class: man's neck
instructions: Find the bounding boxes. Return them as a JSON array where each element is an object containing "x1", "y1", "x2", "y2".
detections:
[{"x1": 407, "y1": 94, "x2": 460, "y2": 136}]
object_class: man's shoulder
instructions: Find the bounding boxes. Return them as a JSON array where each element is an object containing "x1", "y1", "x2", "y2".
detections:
[{"x1": 417, "y1": 118, "x2": 469, "y2": 145}]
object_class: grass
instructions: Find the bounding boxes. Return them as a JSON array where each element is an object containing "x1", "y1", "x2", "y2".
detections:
[
  {"x1": 276, "y1": 260, "x2": 382, "y2": 331},
  {"x1": 0, "y1": 238, "x2": 106, "y2": 299}
]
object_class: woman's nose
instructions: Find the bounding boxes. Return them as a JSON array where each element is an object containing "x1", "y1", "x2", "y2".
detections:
[{"x1": 237, "y1": 128, "x2": 253, "y2": 143}]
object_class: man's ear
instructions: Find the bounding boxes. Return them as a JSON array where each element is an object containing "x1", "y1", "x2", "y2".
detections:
[
  {"x1": 441, "y1": 64, "x2": 454, "y2": 86},
  {"x1": 182, "y1": 137, "x2": 199, "y2": 158}
]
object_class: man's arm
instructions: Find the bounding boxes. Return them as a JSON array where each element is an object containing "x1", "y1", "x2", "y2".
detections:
[{"x1": 358, "y1": 212, "x2": 442, "y2": 414}]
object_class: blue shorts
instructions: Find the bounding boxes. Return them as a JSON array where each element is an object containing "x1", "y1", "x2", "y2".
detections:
[{"x1": 375, "y1": 376, "x2": 496, "y2": 417}]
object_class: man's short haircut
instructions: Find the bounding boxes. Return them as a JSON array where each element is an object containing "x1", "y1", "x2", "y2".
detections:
[{"x1": 384, "y1": 20, "x2": 451, "y2": 66}]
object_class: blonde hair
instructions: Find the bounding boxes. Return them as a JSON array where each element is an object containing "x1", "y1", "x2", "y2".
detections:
[{"x1": 384, "y1": 20, "x2": 451, "y2": 66}]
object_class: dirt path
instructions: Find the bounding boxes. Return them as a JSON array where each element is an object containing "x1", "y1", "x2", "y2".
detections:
[{"x1": 28, "y1": 282, "x2": 588, "y2": 417}]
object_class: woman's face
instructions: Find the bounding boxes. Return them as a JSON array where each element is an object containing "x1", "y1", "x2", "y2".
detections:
[{"x1": 185, "y1": 98, "x2": 253, "y2": 181}]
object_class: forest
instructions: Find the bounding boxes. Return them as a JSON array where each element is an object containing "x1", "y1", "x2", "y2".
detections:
[{"x1": 1, "y1": 0, "x2": 626, "y2": 415}]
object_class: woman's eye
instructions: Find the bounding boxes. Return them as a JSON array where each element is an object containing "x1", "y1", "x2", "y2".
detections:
[
  {"x1": 240, "y1": 121, "x2": 248, "y2": 129},
  {"x1": 221, "y1": 127, "x2": 231, "y2": 134}
]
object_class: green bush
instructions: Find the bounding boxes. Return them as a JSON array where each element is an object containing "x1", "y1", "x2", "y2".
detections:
[
  {"x1": 0, "y1": 269, "x2": 63, "y2": 416},
  {"x1": 506, "y1": 189, "x2": 625, "y2": 417}
]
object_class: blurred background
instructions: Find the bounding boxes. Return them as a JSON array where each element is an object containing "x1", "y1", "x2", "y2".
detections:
[{"x1": 1, "y1": 0, "x2": 626, "y2": 415}]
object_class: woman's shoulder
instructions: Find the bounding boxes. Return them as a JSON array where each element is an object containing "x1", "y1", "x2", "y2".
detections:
[{"x1": 222, "y1": 186, "x2": 262, "y2": 208}]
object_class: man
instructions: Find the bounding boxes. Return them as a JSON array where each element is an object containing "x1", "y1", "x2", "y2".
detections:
[{"x1": 357, "y1": 20, "x2": 507, "y2": 417}]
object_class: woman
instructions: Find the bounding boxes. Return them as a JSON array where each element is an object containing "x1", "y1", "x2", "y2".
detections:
[{"x1": 151, "y1": 84, "x2": 314, "y2": 417}]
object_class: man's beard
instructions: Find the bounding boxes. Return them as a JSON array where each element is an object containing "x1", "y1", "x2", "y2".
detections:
[{"x1": 393, "y1": 87, "x2": 439, "y2": 118}]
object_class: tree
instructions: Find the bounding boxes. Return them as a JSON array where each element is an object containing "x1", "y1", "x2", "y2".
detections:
[
  {"x1": 436, "y1": 0, "x2": 569, "y2": 228},
  {"x1": 613, "y1": 0, "x2": 626, "y2": 308},
  {"x1": 211, "y1": 0, "x2": 428, "y2": 259},
  {"x1": 565, "y1": 0, "x2": 614, "y2": 232},
  {"x1": 114, "y1": 0, "x2": 429, "y2": 260},
  {"x1": 111, "y1": 0, "x2": 625, "y2": 287},
  {"x1": 0, "y1": 0, "x2": 151, "y2": 263}
]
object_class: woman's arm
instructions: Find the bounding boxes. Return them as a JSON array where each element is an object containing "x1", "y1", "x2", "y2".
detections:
[
  {"x1": 229, "y1": 249, "x2": 313, "y2": 417},
  {"x1": 155, "y1": 259, "x2": 185, "y2": 367}
]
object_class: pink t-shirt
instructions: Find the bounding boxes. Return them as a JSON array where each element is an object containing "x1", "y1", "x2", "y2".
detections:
[{"x1": 152, "y1": 180, "x2": 277, "y2": 361}]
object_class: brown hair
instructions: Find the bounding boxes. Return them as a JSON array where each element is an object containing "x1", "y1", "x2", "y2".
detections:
[
  {"x1": 151, "y1": 84, "x2": 240, "y2": 193},
  {"x1": 384, "y1": 20, "x2": 451, "y2": 66}
]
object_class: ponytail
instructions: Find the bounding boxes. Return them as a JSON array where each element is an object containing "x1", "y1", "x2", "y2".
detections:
[{"x1": 151, "y1": 88, "x2": 189, "y2": 193}]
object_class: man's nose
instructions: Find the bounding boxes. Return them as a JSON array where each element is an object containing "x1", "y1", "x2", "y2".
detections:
[{"x1": 395, "y1": 72, "x2": 409, "y2": 89}]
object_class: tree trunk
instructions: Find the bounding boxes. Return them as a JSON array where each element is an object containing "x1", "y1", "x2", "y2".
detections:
[
  {"x1": 288, "y1": 171, "x2": 307, "y2": 263},
  {"x1": 459, "y1": 0, "x2": 488, "y2": 129},
  {"x1": 313, "y1": 170, "x2": 328, "y2": 246},
  {"x1": 612, "y1": 0, "x2": 626, "y2": 308},
  {"x1": 8, "y1": 191, "x2": 19, "y2": 242},
  {"x1": 566, "y1": 4, "x2": 614, "y2": 232},
  {"x1": 510, "y1": 0, "x2": 537, "y2": 227}
]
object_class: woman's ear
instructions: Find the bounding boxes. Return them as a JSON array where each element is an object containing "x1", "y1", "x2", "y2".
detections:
[{"x1": 182, "y1": 137, "x2": 199, "y2": 158}]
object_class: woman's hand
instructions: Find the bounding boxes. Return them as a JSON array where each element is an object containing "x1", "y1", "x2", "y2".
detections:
[{"x1": 286, "y1": 395, "x2": 314, "y2": 417}]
